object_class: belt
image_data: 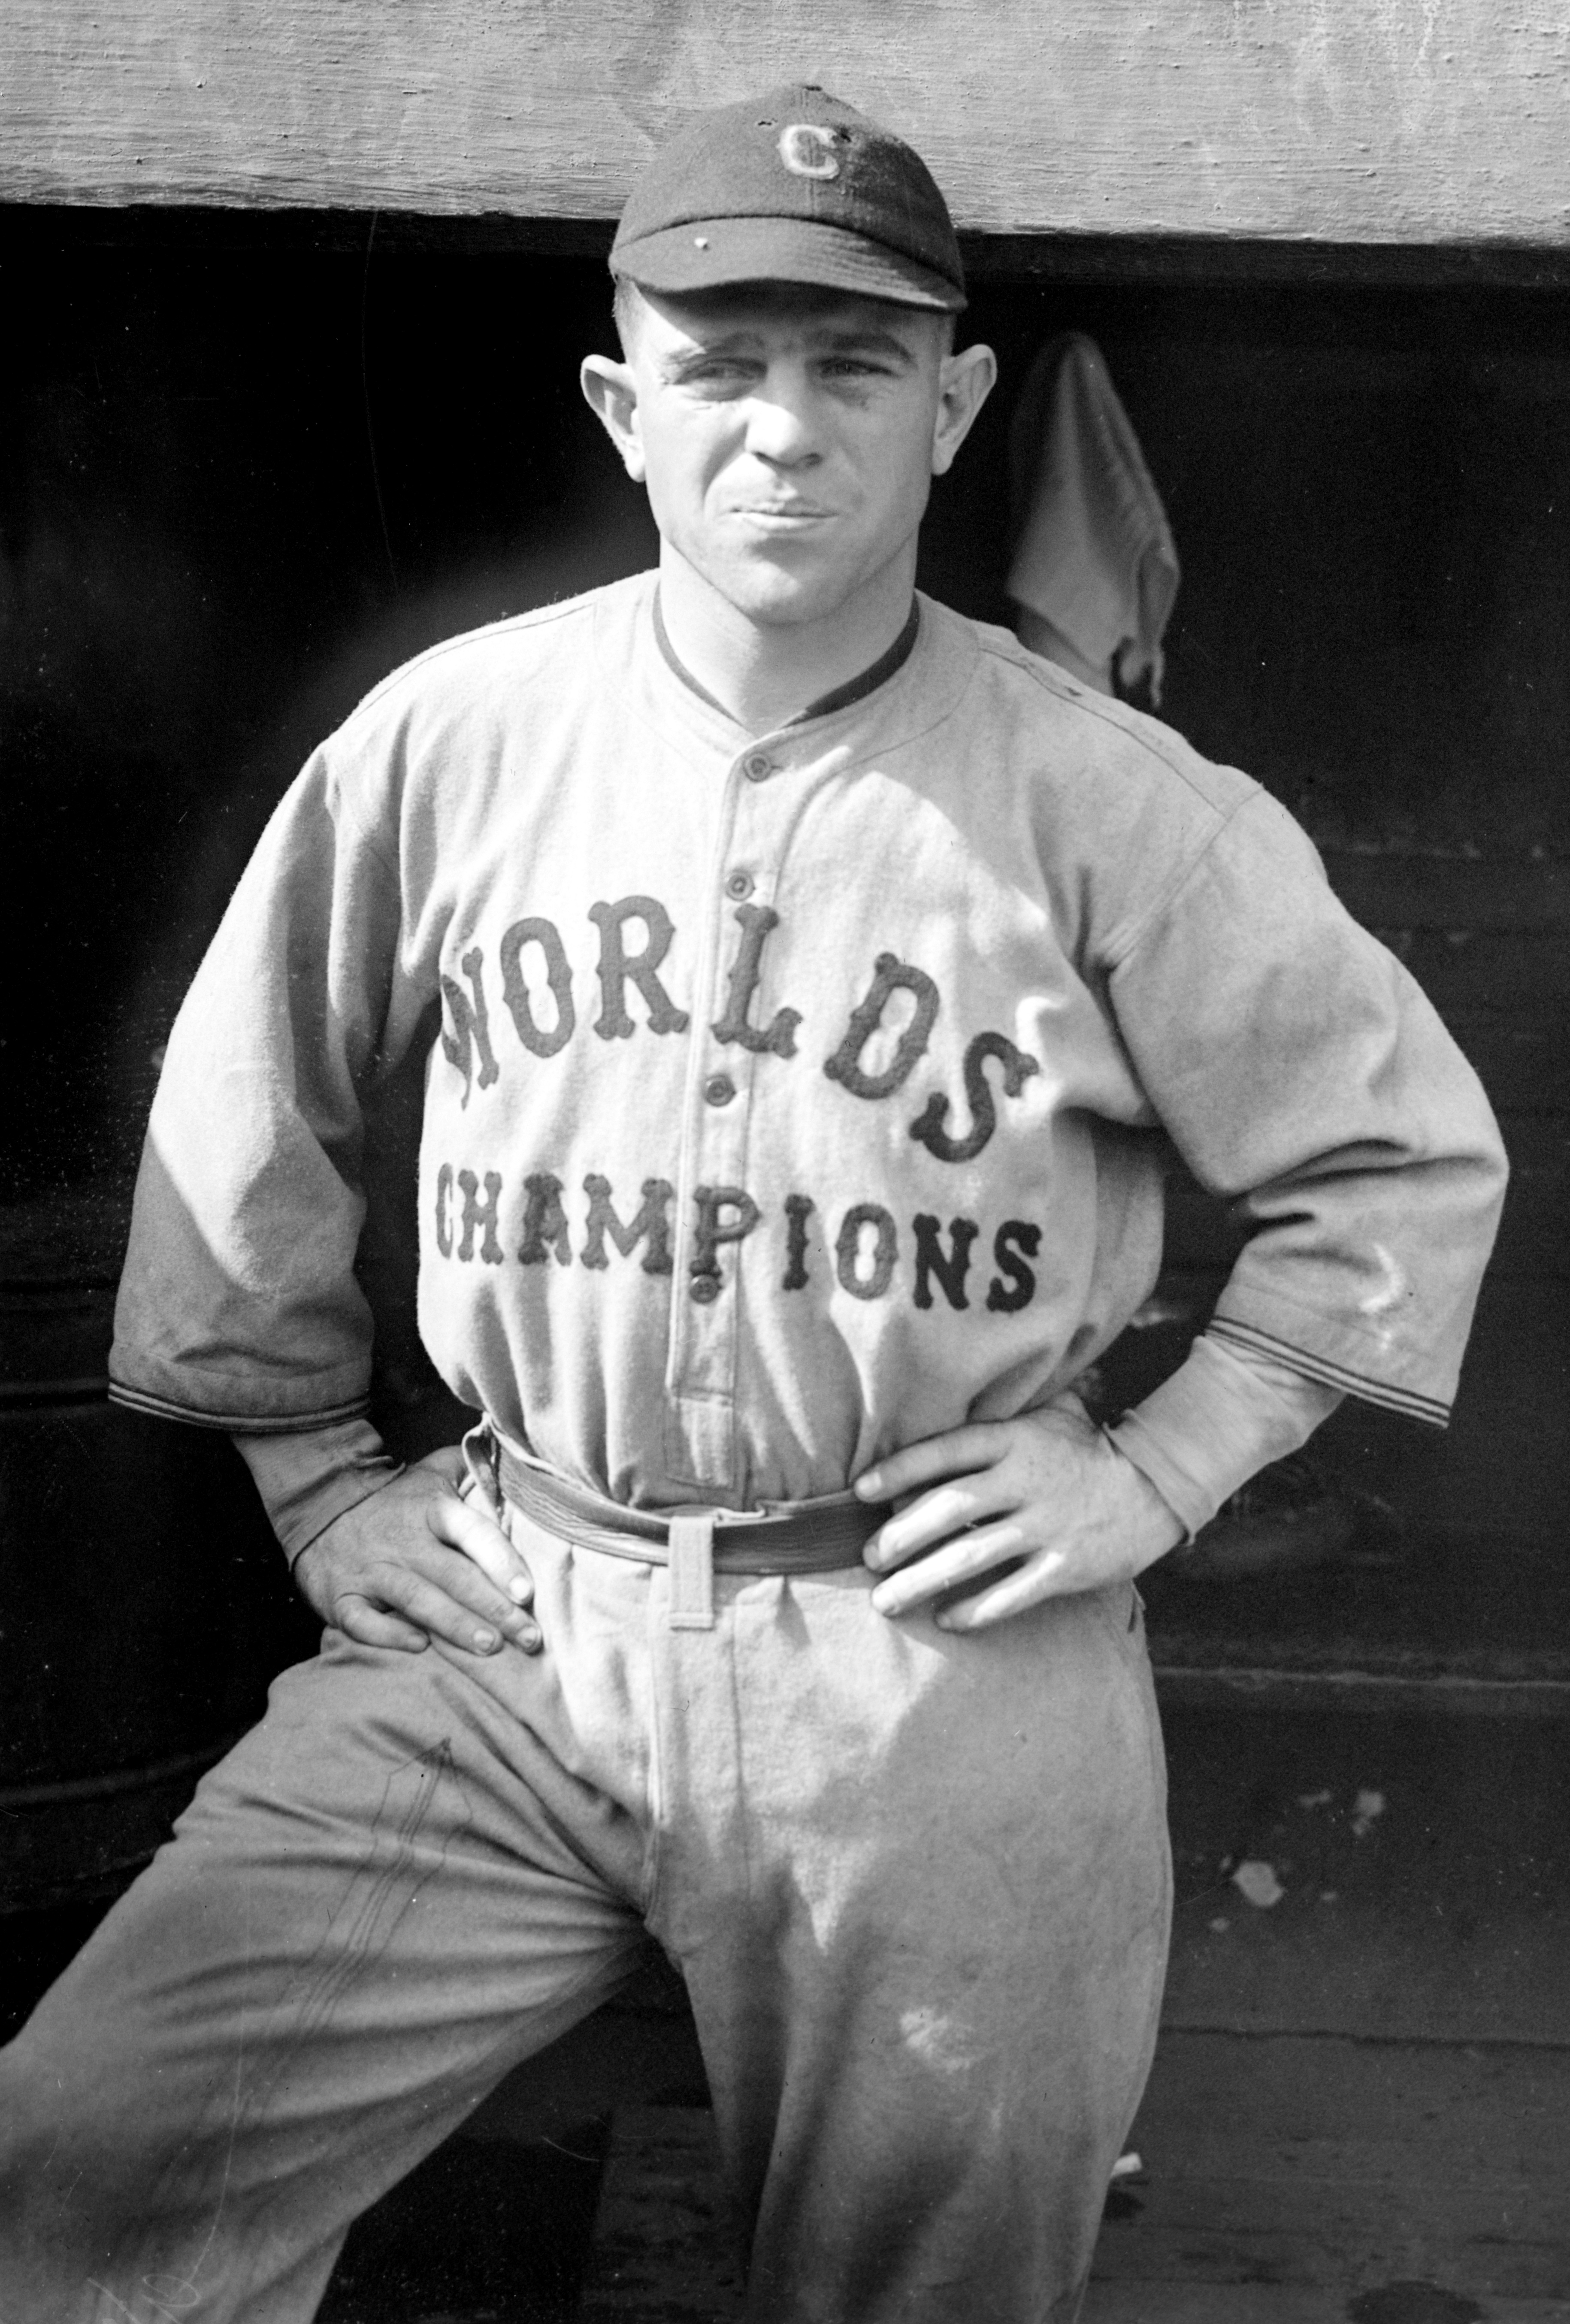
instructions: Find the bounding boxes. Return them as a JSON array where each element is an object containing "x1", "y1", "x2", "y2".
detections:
[{"x1": 486, "y1": 1434, "x2": 889, "y2": 1632}]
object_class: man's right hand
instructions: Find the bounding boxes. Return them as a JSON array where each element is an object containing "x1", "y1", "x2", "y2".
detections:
[{"x1": 292, "y1": 1447, "x2": 541, "y2": 1657}]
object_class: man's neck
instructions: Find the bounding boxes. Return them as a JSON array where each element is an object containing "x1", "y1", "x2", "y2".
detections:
[{"x1": 655, "y1": 551, "x2": 919, "y2": 733}]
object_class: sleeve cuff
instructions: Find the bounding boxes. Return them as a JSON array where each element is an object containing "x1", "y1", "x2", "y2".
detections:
[
  {"x1": 1105, "y1": 1331, "x2": 1343, "y2": 1541},
  {"x1": 232, "y1": 1417, "x2": 403, "y2": 1565}
]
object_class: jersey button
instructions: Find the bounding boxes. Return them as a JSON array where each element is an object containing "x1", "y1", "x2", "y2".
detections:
[
  {"x1": 704, "y1": 1072, "x2": 737, "y2": 1108},
  {"x1": 725, "y1": 869, "x2": 754, "y2": 901},
  {"x1": 690, "y1": 1275, "x2": 721, "y2": 1304},
  {"x1": 743, "y1": 752, "x2": 774, "y2": 782}
]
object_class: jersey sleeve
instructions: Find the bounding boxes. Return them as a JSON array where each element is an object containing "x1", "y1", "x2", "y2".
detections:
[
  {"x1": 110, "y1": 744, "x2": 425, "y2": 1430},
  {"x1": 1107, "y1": 789, "x2": 1508, "y2": 1423}
]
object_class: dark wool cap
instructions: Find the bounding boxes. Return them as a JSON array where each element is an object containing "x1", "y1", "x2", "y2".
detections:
[{"x1": 610, "y1": 84, "x2": 966, "y2": 314}]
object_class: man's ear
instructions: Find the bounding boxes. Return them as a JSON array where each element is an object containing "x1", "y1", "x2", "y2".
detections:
[
  {"x1": 581, "y1": 354, "x2": 646, "y2": 482},
  {"x1": 931, "y1": 341, "x2": 998, "y2": 478}
]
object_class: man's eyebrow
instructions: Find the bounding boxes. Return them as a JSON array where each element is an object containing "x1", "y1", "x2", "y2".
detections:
[
  {"x1": 661, "y1": 334, "x2": 761, "y2": 378},
  {"x1": 810, "y1": 327, "x2": 919, "y2": 364},
  {"x1": 660, "y1": 324, "x2": 920, "y2": 377}
]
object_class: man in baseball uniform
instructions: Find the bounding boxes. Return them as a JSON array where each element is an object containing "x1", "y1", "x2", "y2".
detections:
[{"x1": 0, "y1": 85, "x2": 1505, "y2": 2324}]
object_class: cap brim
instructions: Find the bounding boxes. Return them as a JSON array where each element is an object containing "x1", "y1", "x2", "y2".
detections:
[{"x1": 610, "y1": 215, "x2": 965, "y2": 314}]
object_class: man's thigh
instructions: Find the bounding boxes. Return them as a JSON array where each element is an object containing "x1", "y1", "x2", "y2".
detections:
[
  {"x1": 655, "y1": 1571, "x2": 1171, "y2": 2324},
  {"x1": 0, "y1": 1628, "x2": 649, "y2": 2324}
]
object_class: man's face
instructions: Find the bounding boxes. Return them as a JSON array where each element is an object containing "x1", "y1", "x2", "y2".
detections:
[{"x1": 583, "y1": 283, "x2": 993, "y2": 629}]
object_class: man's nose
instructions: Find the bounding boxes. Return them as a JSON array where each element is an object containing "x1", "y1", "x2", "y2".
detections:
[{"x1": 742, "y1": 373, "x2": 822, "y2": 465}]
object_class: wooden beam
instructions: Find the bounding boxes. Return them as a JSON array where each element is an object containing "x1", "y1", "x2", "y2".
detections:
[
  {"x1": 3, "y1": 0, "x2": 1568, "y2": 247},
  {"x1": 1097, "y1": 2030, "x2": 1570, "y2": 2306},
  {"x1": 1152, "y1": 1667, "x2": 1570, "y2": 1720},
  {"x1": 578, "y1": 2041, "x2": 1570, "y2": 2317}
]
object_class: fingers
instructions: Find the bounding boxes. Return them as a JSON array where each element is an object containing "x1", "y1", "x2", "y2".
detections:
[
  {"x1": 853, "y1": 1424, "x2": 1007, "y2": 1507},
  {"x1": 334, "y1": 1595, "x2": 432, "y2": 1653},
  {"x1": 865, "y1": 1477, "x2": 1008, "y2": 1574},
  {"x1": 856, "y1": 1409, "x2": 1159, "y2": 1631},
  {"x1": 419, "y1": 1536, "x2": 543, "y2": 1653},
  {"x1": 423, "y1": 1489, "x2": 541, "y2": 1653},
  {"x1": 936, "y1": 1552, "x2": 1072, "y2": 1634},
  {"x1": 298, "y1": 1479, "x2": 543, "y2": 1656},
  {"x1": 369, "y1": 1557, "x2": 535, "y2": 1658},
  {"x1": 411, "y1": 1443, "x2": 469, "y2": 1490},
  {"x1": 868, "y1": 1518, "x2": 1029, "y2": 1619},
  {"x1": 428, "y1": 1490, "x2": 535, "y2": 1610}
]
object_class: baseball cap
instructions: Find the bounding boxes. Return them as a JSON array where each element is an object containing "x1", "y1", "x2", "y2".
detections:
[{"x1": 610, "y1": 84, "x2": 966, "y2": 314}]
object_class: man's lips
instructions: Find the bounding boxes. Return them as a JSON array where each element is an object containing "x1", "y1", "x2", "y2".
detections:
[{"x1": 730, "y1": 503, "x2": 835, "y2": 521}]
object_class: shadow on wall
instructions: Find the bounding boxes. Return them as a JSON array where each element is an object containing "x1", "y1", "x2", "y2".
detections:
[
  {"x1": 921, "y1": 277, "x2": 1570, "y2": 862},
  {"x1": 7, "y1": 251, "x2": 1570, "y2": 1207},
  {"x1": 0, "y1": 240, "x2": 659, "y2": 1204}
]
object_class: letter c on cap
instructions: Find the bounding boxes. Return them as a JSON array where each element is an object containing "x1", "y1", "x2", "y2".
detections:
[{"x1": 779, "y1": 124, "x2": 841, "y2": 180}]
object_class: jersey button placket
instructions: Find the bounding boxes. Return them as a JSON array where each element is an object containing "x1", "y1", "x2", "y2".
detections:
[{"x1": 665, "y1": 743, "x2": 787, "y2": 1482}]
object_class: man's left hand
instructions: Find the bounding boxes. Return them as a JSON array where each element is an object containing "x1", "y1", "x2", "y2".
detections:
[{"x1": 853, "y1": 1399, "x2": 1183, "y2": 1631}]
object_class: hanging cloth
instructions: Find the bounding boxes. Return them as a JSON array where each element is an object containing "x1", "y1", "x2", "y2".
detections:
[{"x1": 1006, "y1": 332, "x2": 1180, "y2": 703}]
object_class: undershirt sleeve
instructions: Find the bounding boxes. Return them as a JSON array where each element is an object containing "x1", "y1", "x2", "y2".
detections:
[
  {"x1": 1106, "y1": 1331, "x2": 1343, "y2": 1543},
  {"x1": 233, "y1": 1419, "x2": 402, "y2": 1567}
]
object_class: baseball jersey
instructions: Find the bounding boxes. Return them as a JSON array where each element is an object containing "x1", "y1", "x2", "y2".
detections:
[{"x1": 109, "y1": 576, "x2": 1506, "y2": 1514}]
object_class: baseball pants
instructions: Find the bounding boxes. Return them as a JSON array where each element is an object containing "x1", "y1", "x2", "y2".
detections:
[{"x1": 0, "y1": 1490, "x2": 1172, "y2": 2324}]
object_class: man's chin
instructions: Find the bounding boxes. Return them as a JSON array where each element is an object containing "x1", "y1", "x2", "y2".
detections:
[{"x1": 710, "y1": 564, "x2": 861, "y2": 632}]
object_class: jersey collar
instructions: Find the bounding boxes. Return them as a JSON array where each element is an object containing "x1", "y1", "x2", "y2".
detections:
[{"x1": 650, "y1": 587, "x2": 922, "y2": 729}]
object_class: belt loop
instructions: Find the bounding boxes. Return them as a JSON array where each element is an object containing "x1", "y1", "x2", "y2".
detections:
[
  {"x1": 461, "y1": 1418, "x2": 499, "y2": 1513},
  {"x1": 667, "y1": 1513, "x2": 716, "y2": 1631}
]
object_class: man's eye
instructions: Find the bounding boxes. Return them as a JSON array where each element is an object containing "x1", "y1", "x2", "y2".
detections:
[{"x1": 683, "y1": 360, "x2": 756, "y2": 387}]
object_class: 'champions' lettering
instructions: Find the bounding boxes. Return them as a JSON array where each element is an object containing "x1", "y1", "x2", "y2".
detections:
[
  {"x1": 912, "y1": 1214, "x2": 979, "y2": 1310},
  {"x1": 987, "y1": 1221, "x2": 1041, "y2": 1313},
  {"x1": 433, "y1": 1165, "x2": 1053, "y2": 1321},
  {"x1": 456, "y1": 1168, "x2": 504, "y2": 1265},
  {"x1": 836, "y1": 1203, "x2": 898, "y2": 1299},
  {"x1": 690, "y1": 1185, "x2": 762, "y2": 1303},
  {"x1": 519, "y1": 1172, "x2": 572, "y2": 1266},
  {"x1": 581, "y1": 1175, "x2": 675, "y2": 1274},
  {"x1": 782, "y1": 1192, "x2": 815, "y2": 1290}
]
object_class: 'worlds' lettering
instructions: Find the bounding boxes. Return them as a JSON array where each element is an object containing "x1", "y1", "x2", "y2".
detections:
[
  {"x1": 438, "y1": 906, "x2": 1041, "y2": 1162},
  {"x1": 910, "y1": 1033, "x2": 1040, "y2": 1164},
  {"x1": 712, "y1": 904, "x2": 801, "y2": 1057},
  {"x1": 822, "y1": 953, "x2": 940, "y2": 1100}
]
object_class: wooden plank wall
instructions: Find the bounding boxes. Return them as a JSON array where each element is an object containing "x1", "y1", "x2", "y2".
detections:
[
  {"x1": 3, "y1": 0, "x2": 1569, "y2": 248},
  {"x1": 3, "y1": 233, "x2": 1565, "y2": 1700}
]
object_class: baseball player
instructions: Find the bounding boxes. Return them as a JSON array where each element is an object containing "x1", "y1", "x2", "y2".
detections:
[{"x1": 0, "y1": 85, "x2": 1505, "y2": 2324}]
